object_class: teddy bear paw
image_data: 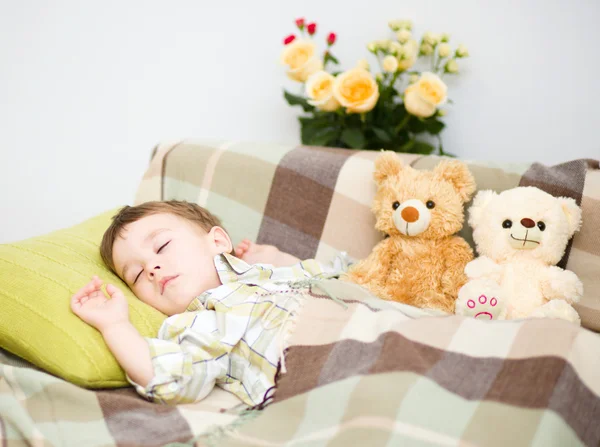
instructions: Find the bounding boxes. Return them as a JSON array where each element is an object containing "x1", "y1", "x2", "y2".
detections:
[
  {"x1": 456, "y1": 279, "x2": 504, "y2": 320},
  {"x1": 530, "y1": 300, "x2": 581, "y2": 325}
]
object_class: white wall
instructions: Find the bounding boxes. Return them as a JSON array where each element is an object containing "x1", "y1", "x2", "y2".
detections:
[{"x1": 1, "y1": 0, "x2": 599, "y2": 243}]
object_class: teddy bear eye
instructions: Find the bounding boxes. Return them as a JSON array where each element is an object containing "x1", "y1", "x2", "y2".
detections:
[
  {"x1": 502, "y1": 219, "x2": 513, "y2": 229},
  {"x1": 537, "y1": 221, "x2": 546, "y2": 231},
  {"x1": 426, "y1": 200, "x2": 435, "y2": 209},
  {"x1": 392, "y1": 201, "x2": 400, "y2": 210}
]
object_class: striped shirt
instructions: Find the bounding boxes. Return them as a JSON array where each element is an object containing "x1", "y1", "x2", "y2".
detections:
[{"x1": 128, "y1": 253, "x2": 349, "y2": 406}]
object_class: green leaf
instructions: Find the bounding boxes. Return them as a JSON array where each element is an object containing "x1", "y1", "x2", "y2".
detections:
[
  {"x1": 424, "y1": 119, "x2": 445, "y2": 135},
  {"x1": 399, "y1": 139, "x2": 415, "y2": 152},
  {"x1": 408, "y1": 118, "x2": 426, "y2": 133},
  {"x1": 284, "y1": 90, "x2": 313, "y2": 112},
  {"x1": 372, "y1": 127, "x2": 392, "y2": 142},
  {"x1": 325, "y1": 52, "x2": 339, "y2": 65},
  {"x1": 412, "y1": 141, "x2": 436, "y2": 155},
  {"x1": 300, "y1": 117, "x2": 340, "y2": 146},
  {"x1": 340, "y1": 128, "x2": 366, "y2": 149}
]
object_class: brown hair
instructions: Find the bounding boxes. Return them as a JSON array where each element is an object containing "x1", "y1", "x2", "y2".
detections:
[{"x1": 100, "y1": 200, "x2": 229, "y2": 275}]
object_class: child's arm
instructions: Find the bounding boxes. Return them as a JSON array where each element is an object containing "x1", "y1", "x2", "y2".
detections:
[
  {"x1": 71, "y1": 277, "x2": 228, "y2": 404},
  {"x1": 70, "y1": 277, "x2": 154, "y2": 386}
]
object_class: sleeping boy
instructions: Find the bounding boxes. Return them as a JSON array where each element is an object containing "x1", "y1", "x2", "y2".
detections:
[{"x1": 71, "y1": 200, "x2": 347, "y2": 406}]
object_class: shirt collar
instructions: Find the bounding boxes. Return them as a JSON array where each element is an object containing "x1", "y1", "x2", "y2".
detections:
[{"x1": 185, "y1": 253, "x2": 254, "y2": 312}]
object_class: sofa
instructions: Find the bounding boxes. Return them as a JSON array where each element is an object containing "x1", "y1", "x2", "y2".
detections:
[{"x1": 1, "y1": 139, "x2": 599, "y2": 447}]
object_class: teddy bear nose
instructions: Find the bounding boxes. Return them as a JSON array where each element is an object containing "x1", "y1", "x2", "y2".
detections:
[
  {"x1": 401, "y1": 206, "x2": 420, "y2": 223},
  {"x1": 520, "y1": 218, "x2": 535, "y2": 228}
]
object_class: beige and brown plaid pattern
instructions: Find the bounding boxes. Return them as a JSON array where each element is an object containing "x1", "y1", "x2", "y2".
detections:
[
  {"x1": 216, "y1": 280, "x2": 600, "y2": 447},
  {"x1": 135, "y1": 140, "x2": 600, "y2": 331}
]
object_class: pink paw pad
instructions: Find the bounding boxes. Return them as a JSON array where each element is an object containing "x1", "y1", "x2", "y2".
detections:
[{"x1": 466, "y1": 295, "x2": 498, "y2": 320}]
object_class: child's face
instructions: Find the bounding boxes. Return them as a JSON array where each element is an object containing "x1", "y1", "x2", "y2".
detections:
[{"x1": 112, "y1": 213, "x2": 231, "y2": 316}]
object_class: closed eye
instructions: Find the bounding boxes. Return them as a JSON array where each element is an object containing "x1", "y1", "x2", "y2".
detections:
[
  {"x1": 133, "y1": 270, "x2": 142, "y2": 285},
  {"x1": 157, "y1": 241, "x2": 170, "y2": 253}
]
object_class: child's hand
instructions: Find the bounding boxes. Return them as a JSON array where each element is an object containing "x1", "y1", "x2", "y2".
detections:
[
  {"x1": 234, "y1": 239, "x2": 300, "y2": 267},
  {"x1": 71, "y1": 276, "x2": 129, "y2": 333},
  {"x1": 235, "y1": 239, "x2": 280, "y2": 265}
]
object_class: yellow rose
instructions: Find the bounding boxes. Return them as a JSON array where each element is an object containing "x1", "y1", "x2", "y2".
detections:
[
  {"x1": 305, "y1": 71, "x2": 340, "y2": 112},
  {"x1": 333, "y1": 68, "x2": 379, "y2": 114},
  {"x1": 404, "y1": 72, "x2": 447, "y2": 118},
  {"x1": 383, "y1": 55, "x2": 399, "y2": 72},
  {"x1": 280, "y1": 39, "x2": 323, "y2": 82}
]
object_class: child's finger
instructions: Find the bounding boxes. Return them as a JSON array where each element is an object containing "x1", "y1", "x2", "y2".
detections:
[
  {"x1": 72, "y1": 282, "x2": 94, "y2": 300},
  {"x1": 106, "y1": 284, "x2": 124, "y2": 298}
]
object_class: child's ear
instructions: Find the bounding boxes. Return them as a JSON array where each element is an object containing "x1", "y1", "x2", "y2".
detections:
[
  {"x1": 433, "y1": 160, "x2": 476, "y2": 202},
  {"x1": 210, "y1": 226, "x2": 233, "y2": 254},
  {"x1": 374, "y1": 151, "x2": 403, "y2": 185}
]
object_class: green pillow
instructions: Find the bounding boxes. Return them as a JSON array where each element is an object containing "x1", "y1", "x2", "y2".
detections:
[{"x1": 0, "y1": 208, "x2": 166, "y2": 388}]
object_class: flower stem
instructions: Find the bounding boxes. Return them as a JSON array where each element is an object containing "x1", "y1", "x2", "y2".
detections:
[{"x1": 395, "y1": 113, "x2": 411, "y2": 133}]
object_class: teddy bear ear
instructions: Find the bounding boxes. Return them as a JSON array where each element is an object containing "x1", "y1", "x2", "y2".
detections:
[
  {"x1": 558, "y1": 197, "x2": 582, "y2": 236},
  {"x1": 468, "y1": 190, "x2": 497, "y2": 228},
  {"x1": 373, "y1": 151, "x2": 403, "y2": 184},
  {"x1": 432, "y1": 160, "x2": 476, "y2": 202}
]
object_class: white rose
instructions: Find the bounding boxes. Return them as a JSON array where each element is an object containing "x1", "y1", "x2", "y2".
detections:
[
  {"x1": 388, "y1": 19, "x2": 402, "y2": 31},
  {"x1": 383, "y1": 55, "x2": 399, "y2": 72},
  {"x1": 357, "y1": 58, "x2": 370, "y2": 70},
  {"x1": 422, "y1": 32, "x2": 440, "y2": 46},
  {"x1": 280, "y1": 39, "x2": 323, "y2": 82},
  {"x1": 438, "y1": 43, "x2": 451, "y2": 58},
  {"x1": 305, "y1": 71, "x2": 341, "y2": 112},
  {"x1": 378, "y1": 39, "x2": 392, "y2": 51},
  {"x1": 399, "y1": 19, "x2": 413, "y2": 30},
  {"x1": 420, "y1": 43, "x2": 434, "y2": 55},
  {"x1": 445, "y1": 59, "x2": 459, "y2": 73},
  {"x1": 398, "y1": 39, "x2": 418, "y2": 70},
  {"x1": 396, "y1": 29, "x2": 412, "y2": 43},
  {"x1": 389, "y1": 41, "x2": 403, "y2": 56},
  {"x1": 456, "y1": 44, "x2": 469, "y2": 57}
]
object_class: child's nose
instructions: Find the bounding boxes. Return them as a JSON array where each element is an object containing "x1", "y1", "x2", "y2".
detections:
[{"x1": 149, "y1": 265, "x2": 161, "y2": 277}]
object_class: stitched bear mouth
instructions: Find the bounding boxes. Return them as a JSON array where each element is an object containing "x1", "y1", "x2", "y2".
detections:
[{"x1": 510, "y1": 233, "x2": 540, "y2": 247}]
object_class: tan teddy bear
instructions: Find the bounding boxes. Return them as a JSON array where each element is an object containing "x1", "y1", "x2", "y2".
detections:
[
  {"x1": 345, "y1": 151, "x2": 476, "y2": 313},
  {"x1": 454, "y1": 186, "x2": 584, "y2": 324}
]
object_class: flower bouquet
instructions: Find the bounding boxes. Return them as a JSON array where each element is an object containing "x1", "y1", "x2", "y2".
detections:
[{"x1": 279, "y1": 18, "x2": 469, "y2": 155}]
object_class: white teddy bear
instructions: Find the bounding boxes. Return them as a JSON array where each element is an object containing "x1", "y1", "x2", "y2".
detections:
[{"x1": 455, "y1": 186, "x2": 583, "y2": 325}]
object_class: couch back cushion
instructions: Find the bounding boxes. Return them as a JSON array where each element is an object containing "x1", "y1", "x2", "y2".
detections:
[{"x1": 135, "y1": 140, "x2": 600, "y2": 330}]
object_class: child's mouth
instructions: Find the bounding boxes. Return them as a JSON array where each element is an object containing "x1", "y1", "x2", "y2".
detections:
[{"x1": 160, "y1": 275, "x2": 179, "y2": 294}]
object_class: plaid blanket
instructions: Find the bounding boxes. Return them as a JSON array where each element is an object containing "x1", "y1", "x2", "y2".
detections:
[
  {"x1": 3, "y1": 281, "x2": 598, "y2": 446},
  {"x1": 215, "y1": 280, "x2": 600, "y2": 447},
  {"x1": 0, "y1": 348, "x2": 246, "y2": 446}
]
